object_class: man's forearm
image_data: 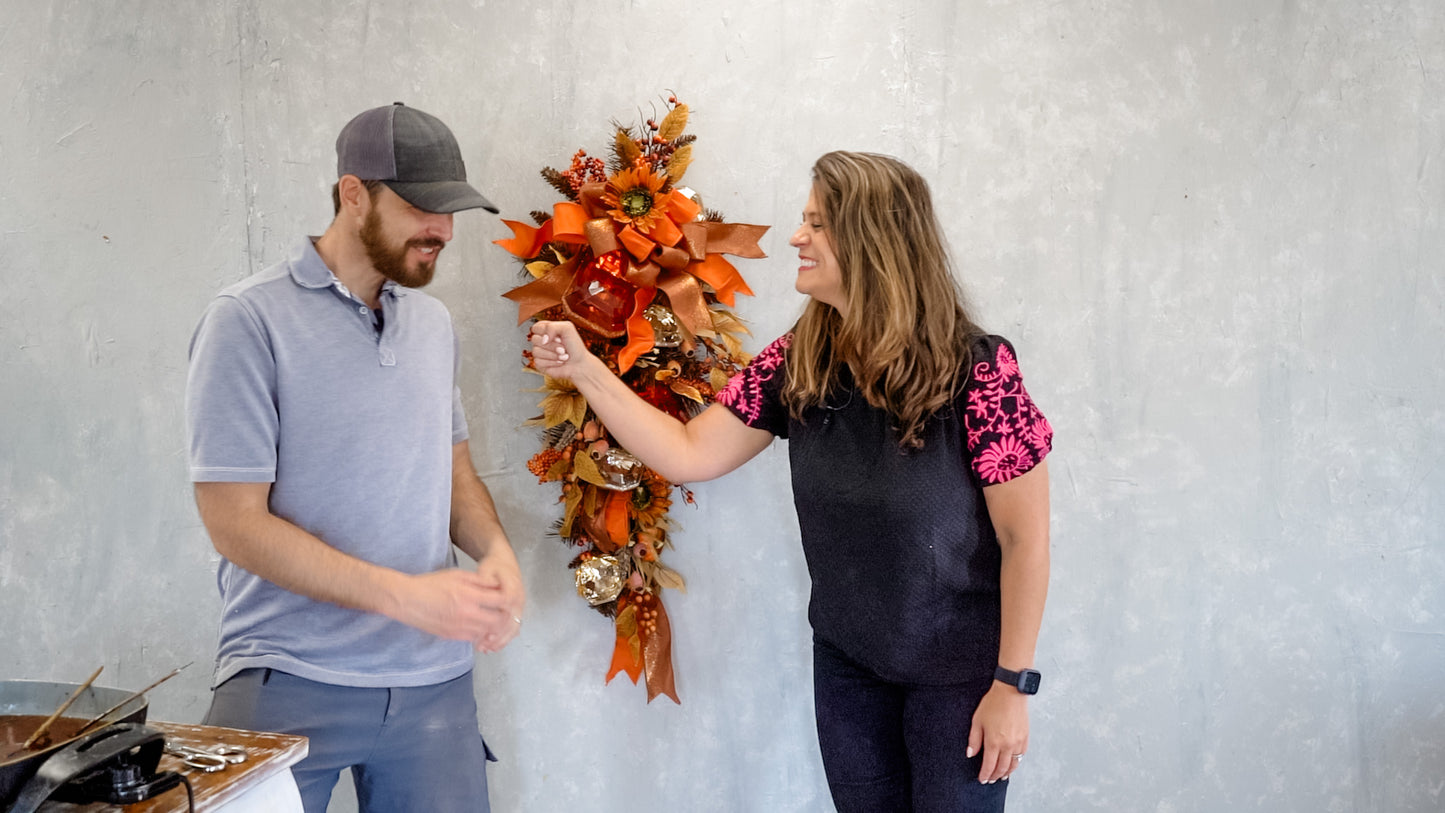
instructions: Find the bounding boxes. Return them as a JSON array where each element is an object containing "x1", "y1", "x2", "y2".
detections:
[
  {"x1": 195, "y1": 481, "x2": 409, "y2": 617},
  {"x1": 449, "y1": 440, "x2": 516, "y2": 563}
]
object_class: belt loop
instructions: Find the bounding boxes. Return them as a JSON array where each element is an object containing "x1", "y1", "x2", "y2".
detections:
[{"x1": 261, "y1": 668, "x2": 273, "y2": 685}]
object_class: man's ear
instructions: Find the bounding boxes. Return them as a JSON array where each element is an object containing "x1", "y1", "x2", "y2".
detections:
[{"x1": 337, "y1": 174, "x2": 372, "y2": 218}]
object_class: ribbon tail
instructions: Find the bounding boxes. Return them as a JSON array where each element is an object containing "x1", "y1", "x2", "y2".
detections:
[
  {"x1": 617, "y1": 287, "x2": 659, "y2": 373},
  {"x1": 493, "y1": 219, "x2": 545, "y2": 259},
  {"x1": 640, "y1": 597, "x2": 680, "y2": 704},
  {"x1": 605, "y1": 639, "x2": 642, "y2": 685},
  {"x1": 606, "y1": 636, "x2": 643, "y2": 685},
  {"x1": 688, "y1": 254, "x2": 754, "y2": 308},
  {"x1": 501, "y1": 256, "x2": 578, "y2": 324},
  {"x1": 701, "y1": 222, "x2": 770, "y2": 259}
]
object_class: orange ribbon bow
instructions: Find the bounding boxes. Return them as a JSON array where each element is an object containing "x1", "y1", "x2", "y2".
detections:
[{"x1": 498, "y1": 184, "x2": 767, "y2": 372}]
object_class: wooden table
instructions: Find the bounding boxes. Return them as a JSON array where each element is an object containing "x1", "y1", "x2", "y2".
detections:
[{"x1": 37, "y1": 722, "x2": 308, "y2": 812}]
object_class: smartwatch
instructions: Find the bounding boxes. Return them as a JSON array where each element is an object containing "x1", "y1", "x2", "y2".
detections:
[{"x1": 994, "y1": 666, "x2": 1042, "y2": 695}]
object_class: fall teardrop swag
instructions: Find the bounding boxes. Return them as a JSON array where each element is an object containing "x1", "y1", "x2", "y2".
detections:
[{"x1": 496, "y1": 97, "x2": 769, "y2": 703}]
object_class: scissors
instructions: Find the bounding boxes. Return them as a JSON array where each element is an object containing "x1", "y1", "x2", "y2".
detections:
[{"x1": 165, "y1": 740, "x2": 248, "y2": 773}]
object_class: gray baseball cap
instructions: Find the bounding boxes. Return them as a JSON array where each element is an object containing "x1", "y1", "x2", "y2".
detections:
[{"x1": 336, "y1": 102, "x2": 498, "y2": 214}]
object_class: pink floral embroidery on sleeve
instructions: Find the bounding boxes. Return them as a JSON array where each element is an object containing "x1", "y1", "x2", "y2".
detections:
[
  {"x1": 964, "y1": 341, "x2": 1052, "y2": 484},
  {"x1": 716, "y1": 334, "x2": 792, "y2": 427}
]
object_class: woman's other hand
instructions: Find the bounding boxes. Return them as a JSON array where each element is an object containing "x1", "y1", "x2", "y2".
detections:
[{"x1": 967, "y1": 684, "x2": 1030, "y2": 784}]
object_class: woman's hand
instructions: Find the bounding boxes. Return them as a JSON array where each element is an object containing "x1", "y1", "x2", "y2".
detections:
[
  {"x1": 528, "y1": 319, "x2": 594, "y2": 381},
  {"x1": 967, "y1": 683, "x2": 1030, "y2": 784}
]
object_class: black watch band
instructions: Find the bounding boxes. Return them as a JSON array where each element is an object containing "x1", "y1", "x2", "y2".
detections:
[{"x1": 994, "y1": 666, "x2": 1042, "y2": 695}]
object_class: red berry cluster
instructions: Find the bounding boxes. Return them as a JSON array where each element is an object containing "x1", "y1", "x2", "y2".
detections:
[
  {"x1": 560, "y1": 149, "x2": 607, "y2": 194},
  {"x1": 637, "y1": 98, "x2": 684, "y2": 171},
  {"x1": 526, "y1": 447, "x2": 564, "y2": 480}
]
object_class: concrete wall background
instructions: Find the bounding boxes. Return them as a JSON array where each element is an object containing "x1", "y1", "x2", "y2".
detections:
[{"x1": 3, "y1": 1, "x2": 1442, "y2": 810}]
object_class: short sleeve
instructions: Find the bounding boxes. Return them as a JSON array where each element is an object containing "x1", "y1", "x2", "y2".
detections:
[
  {"x1": 186, "y1": 296, "x2": 280, "y2": 482},
  {"x1": 715, "y1": 333, "x2": 792, "y2": 438},
  {"x1": 451, "y1": 327, "x2": 469, "y2": 444},
  {"x1": 962, "y1": 336, "x2": 1053, "y2": 485}
]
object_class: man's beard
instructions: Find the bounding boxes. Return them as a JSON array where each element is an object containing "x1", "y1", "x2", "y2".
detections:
[{"x1": 359, "y1": 207, "x2": 444, "y2": 288}]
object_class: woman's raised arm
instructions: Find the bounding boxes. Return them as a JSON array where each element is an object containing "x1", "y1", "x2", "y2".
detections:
[{"x1": 529, "y1": 320, "x2": 774, "y2": 483}]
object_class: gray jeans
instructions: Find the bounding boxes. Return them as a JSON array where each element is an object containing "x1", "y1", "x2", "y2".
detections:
[{"x1": 203, "y1": 668, "x2": 495, "y2": 813}]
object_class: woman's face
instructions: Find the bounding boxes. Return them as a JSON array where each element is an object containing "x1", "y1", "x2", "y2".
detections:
[{"x1": 789, "y1": 188, "x2": 847, "y2": 315}]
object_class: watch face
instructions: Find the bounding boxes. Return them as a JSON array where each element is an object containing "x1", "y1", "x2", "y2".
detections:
[{"x1": 1021, "y1": 670, "x2": 1041, "y2": 694}]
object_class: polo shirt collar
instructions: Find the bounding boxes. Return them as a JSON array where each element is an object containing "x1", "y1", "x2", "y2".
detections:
[{"x1": 289, "y1": 237, "x2": 408, "y2": 299}]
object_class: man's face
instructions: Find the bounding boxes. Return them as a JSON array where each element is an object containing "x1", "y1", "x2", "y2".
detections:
[{"x1": 359, "y1": 186, "x2": 454, "y2": 288}]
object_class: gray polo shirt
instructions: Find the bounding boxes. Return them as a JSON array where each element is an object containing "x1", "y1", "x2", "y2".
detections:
[{"x1": 186, "y1": 237, "x2": 473, "y2": 688}]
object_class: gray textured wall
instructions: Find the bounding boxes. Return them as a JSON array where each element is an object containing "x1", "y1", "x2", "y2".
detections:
[{"x1": 3, "y1": 1, "x2": 1442, "y2": 811}]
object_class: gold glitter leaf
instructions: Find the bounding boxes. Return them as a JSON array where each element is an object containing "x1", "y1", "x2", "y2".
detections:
[{"x1": 525, "y1": 261, "x2": 555, "y2": 279}]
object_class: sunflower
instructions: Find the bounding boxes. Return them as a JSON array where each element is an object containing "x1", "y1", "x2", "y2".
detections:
[
  {"x1": 630, "y1": 470, "x2": 673, "y2": 530},
  {"x1": 603, "y1": 161, "x2": 672, "y2": 235}
]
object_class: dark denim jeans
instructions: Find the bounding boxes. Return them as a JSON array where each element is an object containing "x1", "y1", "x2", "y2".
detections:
[{"x1": 813, "y1": 637, "x2": 1009, "y2": 813}]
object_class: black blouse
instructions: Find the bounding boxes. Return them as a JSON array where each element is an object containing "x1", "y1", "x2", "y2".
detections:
[{"x1": 716, "y1": 333, "x2": 1052, "y2": 684}]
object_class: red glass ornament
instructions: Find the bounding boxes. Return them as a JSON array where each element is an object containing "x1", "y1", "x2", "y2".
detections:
[{"x1": 562, "y1": 250, "x2": 636, "y2": 338}]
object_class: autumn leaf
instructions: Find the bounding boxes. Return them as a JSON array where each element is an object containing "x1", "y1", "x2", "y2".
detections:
[
  {"x1": 658, "y1": 104, "x2": 689, "y2": 141},
  {"x1": 615, "y1": 603, "x2": 639, "y2": 638},
  {"x1": 652, "y1": 563, "x2": 687, "y2": 593},
  {"x1": 545, "y1": 455, "x2": 572, "y2": 481},
  {"x1": 572, "y1": 450, "x2": 609, "y2": 488},
  {"x1": 670, "y1": 381, "x2": 704, "y2": 404},
  {"x1": 559, "y1": 486, "x2": 583, "y2": 537},
  {"x1": 719, "y1": 332, "x2": 743, "y2": 359},
  {"x1": 709, "y1": 307, "x2": 751, "y2": 340},
  {"x1": 614, "y1": 129, "x2": 642, "y2": 166},
  {"x1": 535, "y1": 378, "x2": 588, "y2": 428},
  {"x1": 665, "y1": 144, "x2": 692, "y2": 184},
  {"x1": 637, "y1": 558, "x2": 686, "y2": 594},
  {"x1": 709, "y1": 367, "x2": 732, "y2": 393},
  {"x1": 525, "y1": 260, "x2": 556, "y2": 279}
]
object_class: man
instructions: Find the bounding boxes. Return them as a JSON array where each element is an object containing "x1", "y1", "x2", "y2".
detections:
[{"x1": 185, "y1": 102, "x2": 525, "y2": 812}]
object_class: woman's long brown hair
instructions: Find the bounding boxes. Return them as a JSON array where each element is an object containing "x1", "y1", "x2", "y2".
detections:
[{"x1": 783, "y1": 151, "x2": 983, "y2": 449}]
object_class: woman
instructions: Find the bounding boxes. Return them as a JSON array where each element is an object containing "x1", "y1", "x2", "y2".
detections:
[{"x1": 530, "y1": 150, "x2": 1052, "y2": 812}]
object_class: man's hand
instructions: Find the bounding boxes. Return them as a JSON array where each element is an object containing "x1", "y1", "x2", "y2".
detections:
[
  {"x1": 447, "y1": 439, "x2": 527, "y2": 652},
  {"x1": 470, "y1": 549, "x2": 526, "y2": 653},
  {"x1": 390, "y1": 568, "x2": 515, "y2": 645}
]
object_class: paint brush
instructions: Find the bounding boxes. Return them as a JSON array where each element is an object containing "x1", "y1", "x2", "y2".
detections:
[{"x1": 73, "y1": 662, "x2": 192, "y2": 738}]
